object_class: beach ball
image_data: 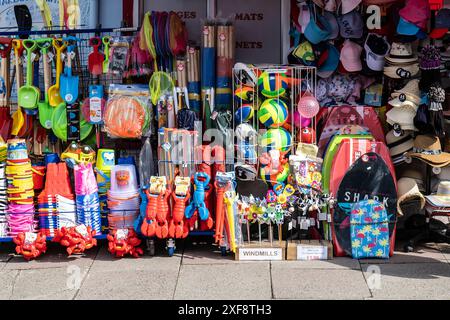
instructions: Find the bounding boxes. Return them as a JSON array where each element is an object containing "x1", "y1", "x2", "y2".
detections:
[
  {"x1": 260, "y1": 162, "x2": 290, "y2": 185},
  {"x1": 257, "y1": 98, "x2": 288, "y2": 128},
  {"x1": 257, "y1": 72, "x2": 288, "y2": 98},
  {"x1": 235, "y1": 105, "x2": 254, "y2": 123},
  {"x1": 292, "y1": 111, "x2": 312, "y2": 128},
  {"x1": 297, "y1": 92, "x2": 320, "y2": 118},
  {"x1": 236, "y1": 123, "x2": 257, "y2": 141},
  {"x1": 259, "y1": 128, "x2": 292, "y2": 152},
  {"x1": 234, "y1": 86, "x2": 254, "y2": 103}
]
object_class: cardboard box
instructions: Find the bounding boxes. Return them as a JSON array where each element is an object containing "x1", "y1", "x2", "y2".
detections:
[
  {"x1": 286, "y1": 240, "x2": 333, "y2": 260},
  {"x1": 235, "y1": 241, "x2": 286, "y2": 261}
]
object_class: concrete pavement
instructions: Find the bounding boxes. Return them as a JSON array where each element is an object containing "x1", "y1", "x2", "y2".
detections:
[{"x1": 0, "y1": 240, "x2": 449, "y2": 300}]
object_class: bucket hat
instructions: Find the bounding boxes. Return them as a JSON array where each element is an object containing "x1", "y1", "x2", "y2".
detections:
[
  {"x1": 430, "y1": 9, "x2": 450, "y2": 39},
  {"x1": 397, "y1": 177, "x2": 425, "y2": 216},
  {"x1": 389, "y1": 79, "x2": 421, "y2": 108},
  {"x1": 364, "y1": 33, "x2": 390, "y2": 71},
  {"x1": 399, "y1": 0, "x2": 430, "y2": 30},
  {"x1": 385, "y1": 42, "x2": 418, "y2": 64},
  {"x1": 340, "y1": 40, "x2": 362, "y2": 72},
  {"x1": 338, "y1": 10, "x2": 364, "y2": 39},
  {"x1": 405, "y1": 135, "x2": 450, "y2": 167}
]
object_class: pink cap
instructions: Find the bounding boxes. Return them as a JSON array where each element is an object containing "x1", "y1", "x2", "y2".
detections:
[
  {"x1": 341, "y1": 0, "x2": 362, "y2": 14},
  {"x1": 399, "y1": 0, "x2": 430, "y2": 30},
  {"x1": 340, "y1": 40, "x2": 363, "y2": 72}
]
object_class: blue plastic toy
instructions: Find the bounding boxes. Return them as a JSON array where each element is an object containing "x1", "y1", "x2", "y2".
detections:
[{"x1": 185, "y1": 172, "x2": 210, "y2": 221}]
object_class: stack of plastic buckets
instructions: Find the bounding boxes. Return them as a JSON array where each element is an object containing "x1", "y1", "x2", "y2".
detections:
[
  {"x1": 0, "y1": 140, "x2": 7, "y2": 237},
  {"x1": 107, "y1": 164, "x2": 140, "y2": 230},
  {"x1": 37, "y1": 162, "x2": 76, "y2": 236},
  {"x1": 95, "y1": 149, "x2": 115, "y2": 233},
  {"x1": 5, "y1": 139, "x2": 36, "y2": 236},
  {"x1": 74, "y1": 162, "x2": 102, "y2": 234}
]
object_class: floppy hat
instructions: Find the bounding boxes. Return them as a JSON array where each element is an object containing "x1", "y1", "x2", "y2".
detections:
[
  {"x1": 399, "y1": 0, "x2": 430, "y2": 30},
  {"x1": 304, "y1": 8, "x2": 332, "y2": 44},
  {"x1": 340, "y1": 40, "x2": 362, "y2": 72},
  {"x1": 386, "y1": 129, "x2": 414, "y2": 160},
  {"x1": 317, "y1": 43, "x2": 340, "y2": 78},
  {"x1": 397, "y1": 177, "x2": 425, "y2": 216},
  {"x1": 341, "y1": 0, "x2": 361, "y2": 15},
  {"x1": 405, "y1": 135, "x2": 450, "y2": 167},
  {"x1": 385, "y1": 42, "x2": 418, "y2": 64},
  {"x1": 364, "y1": 33, "x2": 390, "y2": 71},
  {"x1": 386, "y1": 106, "x2": 418, "y2": 132},
  {"x1": 425, "y1": 180, "x2": 450, "y2": 207},
  {"x1": 430, "y1": 9, "x2": 450, "y2": 39},
  {"x1": 389, "y1": 79, "x2": 421, "y2": 108},
  {"x1": 338, "y1": 10, "x2": 363, "y2": 39},
  {"x1": 323, "y1": 11, "x2": 339, "y2": 40},
  {"x1": 383, "y1": 63, "x2": 419, "y2": 79}
]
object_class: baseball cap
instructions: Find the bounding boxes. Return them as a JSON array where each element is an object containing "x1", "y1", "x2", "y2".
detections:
[
  {"x1": 304, "y1": 11, "x2": 332, "y2": 44},
  {"x1": 430, "y1": 9, "x2": 450, "y2": 39},
  {"x1": 317, "y1": 43, "x2": 340, "y2": 78},
  {"x1": 341, "y1": 0, "x2": 362, "y2": 15},
  {"x1": 323, "y1": 11, "x2": 339, "y2": 40},
  {"x1": 399, "y1": 0, "x2": 430, "y2": 30},
  {"x1": 364, "y1": 33, "x2": 390, "y2": 71},
  {"x1": 340, "y1": 39, "x2": 363, "y2": 72},
  {"x1": 338, "y1": 10, "x2": 364, "y2": 39},
  {"x1": 289, "y1": 41, "x2": 316, "y2": 66}
]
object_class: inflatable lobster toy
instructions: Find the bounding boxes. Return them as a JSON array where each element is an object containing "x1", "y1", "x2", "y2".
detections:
[
  {"x1": 185, "y1": 172, "x2": 214, "y2": 230},
  {"x1": 169, "y1": 177, "x2": 190, "y2": 238},
  {"x1": 107, "y1": 229, "x2": 143, "y2": 258},
  {"x1": 53, "y1": 225, "x2": 97, "y2": 255},
  {"x1": 141, "y1": 177, "x2": 171, "y2": 239},
  {"x1": 13, "y1": 232, "x2": 47, "y2": 261}
]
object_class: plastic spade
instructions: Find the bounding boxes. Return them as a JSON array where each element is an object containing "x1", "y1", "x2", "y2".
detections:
[
  {"x1": 88, "y1": 37, "x2": 104, "y2": 76},
  {"x1": 102, "y1": 36, "x2": 111, "y2": 73},
  {"x1": 60, "y1": 45, "x2": 79, "y2": 104},
  {"x1": 0, "y1": 37, "x2": 12, "y2": 140},
  {"x1": 37, "y1": 39, "x2": 53, "y2": 129},
  {"x1": 17, "y1": 39, "x2": 39, "y2": 110},
  {"x1": 48, "y1": 39, "x2": 66, "y2": 107},
  {"x1": 11, "y1": 40, "x2": 24, "y2": 136}
]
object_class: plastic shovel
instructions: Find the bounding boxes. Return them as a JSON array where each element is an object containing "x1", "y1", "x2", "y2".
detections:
[
  {"x1": 102, "y1": 36, "x2": 111, "y2": 74},
  {"x1": 0, "y1": 37, "x2": 12, "y2": 140},
  {"x1": 60, "y1": 45, "x2": 79, "y2": 104},
  {"x1": 88, "y1": 37, "x2": 104, "y2": 76},
  {"x1": 11, "y1": 40, "x2": 24, "y2": 136},
  {"x1": 48, "y1": 39, "x2": 66, "y2": 107},
  {"x1": 37, "y1": 39, "x2": 53, "y2": 129},
  {"x1": 17, "y1": 39, "x2": 40, "y2": 109}
]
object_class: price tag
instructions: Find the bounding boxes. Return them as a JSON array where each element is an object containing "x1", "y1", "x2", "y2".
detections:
[
  {"x1": 25, "y1": 232, "x2": 37, "y2": 245},
  {"x1": 116, "y1": 228, "x2": 129, "y2": 240},
  {"x1": 327, "y1": 214, "x2": 332, "y2": 223},
  {"x1": 300, "y1": 218, "x2": 309, "y2": 230},
  {"x1": 310, "y1": 218, "x2": 316, "y2": 226},
  {"x1": 89, "y1": 97, "x2": 102, "y2": 124},
  {"x1": 47, "y1": 52, "x2": 54, "y2": 62},
  {"x1": 288, "y1": 221, "x2": 292, "y2": 231},
  {"x1": 292, "y1": 218, "x2": 297, "y2": 228},
  {"x1": 318, "y1": 211, "x2": 327, "y2": 221}
]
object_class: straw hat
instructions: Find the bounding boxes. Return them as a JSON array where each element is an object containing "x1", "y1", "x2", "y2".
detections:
[
  {"x1": 425, "y1": 180, "x2": 450, "y2": 207},
  {"x1": 386, "y1": 105, "x2": 418, "y2": 131},
  {"x1": 383, "y1": 63, "x2": 419, "y2": 79},
  {"x1": 397, "y1": 177, "x2": 425, "y2": 216},
  {"x1": 386, "y1": 129, "x2": 414, "y2": 160},
  {"x1": 405, "y1": 135, "x2": 450, "y2": 167},
  {"x1": 385, "y1": 42, "x2": 418, "y2": 64},
  {"x1": 389, "y1": 79, "x2": 421, "y2": 108}
]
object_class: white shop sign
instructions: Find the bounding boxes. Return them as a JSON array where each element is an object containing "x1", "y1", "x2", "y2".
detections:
[
  {"x1": 238, "y1": 247, "x2": 283, "y2": 261},
  {"x1": 297, "y1": 245, "x2": 328, "y2": 261}
]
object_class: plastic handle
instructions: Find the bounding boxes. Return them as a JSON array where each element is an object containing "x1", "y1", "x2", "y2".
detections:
[
  {"x1": 22, "y1": 40, "x2": 37, "y2": 86},
  {"x1": 52, "y1": 39, "x2": 66, "y2": 88},
  {"x1": 89, "y1": 37, "x2": 101, "y2": 49}
]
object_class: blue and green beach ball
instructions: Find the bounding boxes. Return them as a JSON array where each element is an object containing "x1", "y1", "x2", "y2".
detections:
[
  {"x1": 259, "y1": 127, "x2": 292, "y2": 152},
  {"x1": 257, "y1": 71, "x2": 288, "y2": 98},
  {"x1": 257, "y1": 98, "x2": 288, "y2": 128}
]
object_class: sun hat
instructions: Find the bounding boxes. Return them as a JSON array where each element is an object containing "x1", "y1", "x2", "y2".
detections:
[
  {"x1": 383, "y1": 63, "x2": 419, "y2": 79},
  {"x1": 386, "y1": 129, "x2": 414, "y2": 160},
  {"x1": 405, "y1": 135, "x2": 450, "y2": 167},
  {"x1": 425, "y1": 180, "x2": 450, "y2": 207},
  {"x1": 397, "y1": 177, "x2": 425, "y2": 216},
  {"x1": 340, "y1": 40, "x2": 362, "y2": 72},
  {"x1": 323, "y1": 11, "x2": 339, "y2": 40},
  {"x1": 338, "y1": 10, "x2": 364, "y2": 39},
  {"x1": 430, "y1": 9, "x2": 450, "y2": 39},
  {"x1": 386, "y1": 106, "x2": 418, "y2": 132},
  {"x1": 304, "y1": 7, "x2": 332, "y2": 44},
  {"x1": 385, "y1": 42, "x2": 418, "y2": 64},
  {"x1": 399, "y1": 0, "x2": 430, "y2": 30},
  {"x1": 388, "y1": 79, "x2": 421, "y2": 108},
  {"x1": 419, "y1": 45, "x2": 441, "y2": 71},
  {"x1": 317, "y1": 43, "x2": 340, "y2": 78},
  {"x1": 364, "y1": 33, "x2": 390, "y2": 72}
]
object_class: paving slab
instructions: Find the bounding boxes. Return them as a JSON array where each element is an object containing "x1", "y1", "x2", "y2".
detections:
[
  {"x1": 434, "y1": 243, "x2": 450, "y2": 263},
  {"x1": 271, "y1": 258, "x2": 360, "y2": 270},
  {"x1": 361, "y1": 263, "x2": 450, "y2": 299},
  {"x1": 76, "y1": 269, "x2": 178, "y2": 300},
  {"x1": 271, "y1": 268, "x2": 371, "y2": 300},
  {"x1": 359, "y1": 245, "x2": 447, "y2": 264},
  {"x1": 174, "y1": 263, "x2": 271, "y2": 300},
  {"x1": 3, "y1": 242, "x2": 99, "y2": 270},
  {"x1": 0, "y1": 270, "x2": 19, "y2": 299},
  {"x1": 182, "y1": 243, "x2": 241, "y2": 265},
  {"x1": 9, "y1": 267, "x2": 88, "y2": 300},
  {"x1": 90, "y1": 245, "x2": 181, "y2": 272}
]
